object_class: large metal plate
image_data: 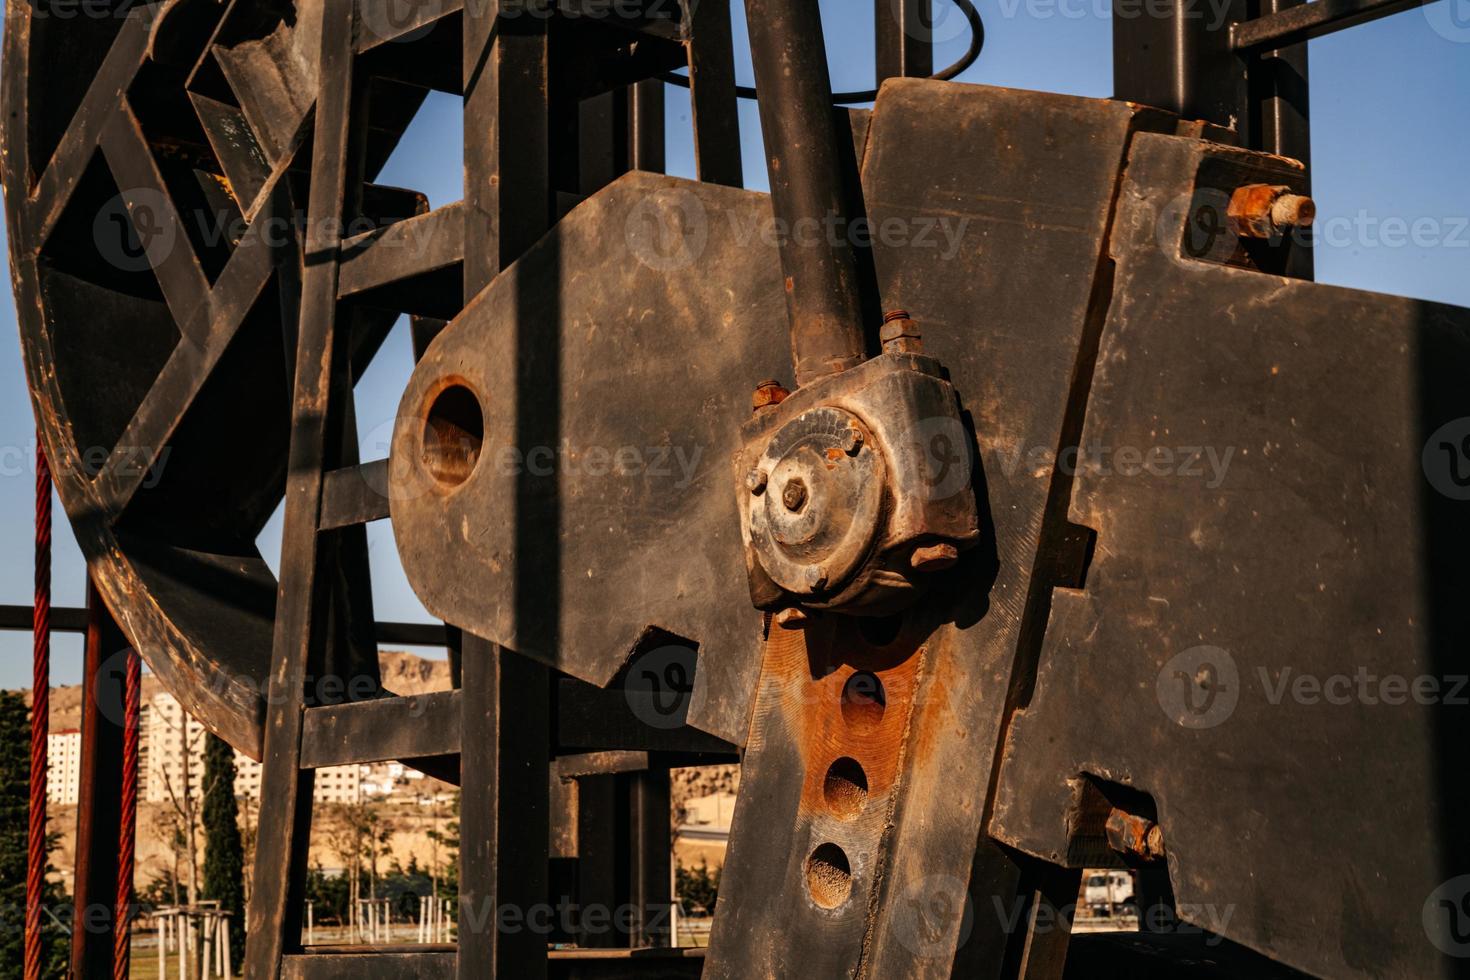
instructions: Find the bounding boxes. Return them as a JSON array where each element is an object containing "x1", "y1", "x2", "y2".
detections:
[
  {"x1": 696, "y1": 81, "x2": 1181, "y2": 977},
  {"x1": 390, "y1": 173, "x2": 792, "y2": 744},
  {"x1": 990, "y1": 133, "x2": 1470, "y2": 979}
]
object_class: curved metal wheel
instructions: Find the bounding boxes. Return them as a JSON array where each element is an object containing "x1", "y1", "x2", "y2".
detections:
[
  {"x1": 7, "y1": 0, "x2": 340, "y2": 753},
  {"x1": 2, "y1": 0, "x2": 697, "y2": 755}
]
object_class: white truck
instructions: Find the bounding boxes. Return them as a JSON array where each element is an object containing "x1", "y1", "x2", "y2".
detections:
[{"x1": 1083, "y1": 870, "x2": 1136, "y2": 918}]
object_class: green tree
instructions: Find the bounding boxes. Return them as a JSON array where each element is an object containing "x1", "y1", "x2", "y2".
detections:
[
  {"x1": 675, "y1": 858, "x2": 720, "y2": 916},
  {"x1": 305, "y1": 864, "x2": 351, "y2": 927},
  {"x1": 201, "y1": 733, "x2": 245, "y2": 971},
  {"x1": 136, "y1": 870, "x2": 180, "y2": 912},
  {"x1": 426, "y1": 791, "x2": 460, "y2": 903},
  {"x1": 0, "y1": 690, "x2": 69, "y2": 978}
]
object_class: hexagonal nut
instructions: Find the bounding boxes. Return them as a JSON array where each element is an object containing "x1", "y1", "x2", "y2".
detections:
[
  {"x1": 775, "y1": 607, "x2": 814, "y2": 630},
  {"x1": 1228, "y1": 184, "x2": 1315, "y2": 240},
  {"x1": 880, "y1": 316, "x2": 923, "y2": 355},
  {"x1": 1105, "y1": 808, "x2": 1166, "y2": 863},
  {"x1": 781, "y1": 478, "x2": 809, "y2": 513},
  {"x1": 752, "y1": 380, "x2": 791, "y2": 413}
]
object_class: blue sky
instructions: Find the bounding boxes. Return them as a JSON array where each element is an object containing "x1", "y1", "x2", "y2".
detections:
[{"x1": 1, "y1": 0, "x2": 1466, "y2": 687}]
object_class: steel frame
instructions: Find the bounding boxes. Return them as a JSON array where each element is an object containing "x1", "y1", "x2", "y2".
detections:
[{"x1": 4, "y1": 0, "x2": 1459, "y2": 976}]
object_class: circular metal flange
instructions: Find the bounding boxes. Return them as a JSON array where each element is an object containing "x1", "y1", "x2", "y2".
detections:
[{"x1": 748, "y1": 407, "x2": 885, "y2": 597}]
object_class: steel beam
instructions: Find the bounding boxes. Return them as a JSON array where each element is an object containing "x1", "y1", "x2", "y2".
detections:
[
  {"x1": 243, "y1": 1, "x2": 358, "y2": 973},
  {"x1": 687, "y1": 0, "x2": 743, "y2": 186},
  {"x1": 875, "y1": 0, "x2": 935, "y2": 84},
  {"x1": 1233, "y1": 0, "x2": 1435, "y2": 50},
  {"x1": 68, "y1": 583, "x2": 128, "y2": 980},
  {"x1": 743, "y1": 0, "x2": 870, "y2": 385},
  {"x1": 459, "y1": 0, "x2": 555, "y2": 975}
]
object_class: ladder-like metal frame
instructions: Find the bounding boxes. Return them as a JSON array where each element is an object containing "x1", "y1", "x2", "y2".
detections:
[{"x1": 244, "y1": 2, "x2": 748, "y2": 977}]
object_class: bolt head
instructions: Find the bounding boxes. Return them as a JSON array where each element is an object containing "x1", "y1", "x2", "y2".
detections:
[
  {"x1": 746, "y1": 469, "x2": 768, "y2": 495},
  {"x1": 911, "y1": 542, "x2": 960, "y2": 572},
  {"x1": 1270, "y1": 193, "x2": 1316, "y2": 230},
  {"x1": 880, "y1": 314, "x2": 923, "y2": 355},
  {"x1": 752, "y1": 380, "x2": 791, "y2": 413},
  {"x1": 1144, "y1": 823, "x2": 1166, "y2": 859},
  {"x1": 775, "y1": 607, "x2": 813, "y2": 630},
  {"x1": 782, "y1": 478, "x2": 808, "y2": 512},
  {"x1": 803, "y1": 565, "x2": 828, "y2": 592}
]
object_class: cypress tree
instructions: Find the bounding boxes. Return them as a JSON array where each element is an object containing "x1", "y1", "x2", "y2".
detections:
[
  {"x1": 201, "y1": 732, "x2": 245, "y2": 971},
  {"x1": 0, "y1": 690, "x2": 69, "y2": 978}
]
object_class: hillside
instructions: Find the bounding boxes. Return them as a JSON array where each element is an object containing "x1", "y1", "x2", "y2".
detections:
[{"x1": 20, "y1": 650, "x2": 453, "y2": 733}]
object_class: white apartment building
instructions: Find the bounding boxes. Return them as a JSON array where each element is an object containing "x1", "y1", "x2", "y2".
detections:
[
  {"x1": 232, "y1": 753, "x2": 361, "y2": 805},
  {"x1": 45, "y1": 691, "x2": 368, "y2": 807},
  {"x1": 361, "y1": 761, "x2": 426, "y2": 798},
  {"x1": 46, "y1": 729, "x2": 82, "y2": 806},
  {"x1": 144, "y1": 692, "x2": 208, "y2": 804},
  {"x1": 145, "y1": 692, "x2": 361, "y2": 805}
]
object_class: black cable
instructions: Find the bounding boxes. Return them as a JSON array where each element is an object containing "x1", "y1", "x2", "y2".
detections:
[{"x1": 659, "y1": 0, "x2": 985, "y2": 106}]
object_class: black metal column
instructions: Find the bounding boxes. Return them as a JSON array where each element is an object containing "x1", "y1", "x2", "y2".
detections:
[
  {"x1": 1111, "y1": 0, "x2": 1248, "y2": 132},
  {"x1": 629, "y1": 767, "x2": 673, "y2": 948},
  {"x1": 876, "y1": 0, "x2": 934, "y2": 84},
  {"x1": 242, "y1": 1, "x2": 357, "y2": 973},
  {"x1": 460, "y1": 0, "x2": 554, "y2": 976},
  {"x1": 688, "y1": 0, "x2": 744, "y2": 187},
  {"x1": 68, "y1": 583, "x2": 127, "y2": 980},
  {"x1": 743, "y1": 0, "x2": 870, "y2": 385}
]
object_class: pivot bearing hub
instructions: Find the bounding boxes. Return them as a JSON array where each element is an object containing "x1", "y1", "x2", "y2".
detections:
[
  {"x1": 747, "y1": 407, "x2": 885, "y2": 598},
  {"x1": 737, "y1": 351, "x2": 982, "y2": 615}
]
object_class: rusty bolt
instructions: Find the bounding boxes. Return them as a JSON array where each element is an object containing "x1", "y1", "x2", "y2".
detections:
[
  {"x1": 842, "y1": 426, "x2": 865, "y2": 457},
  {"x1": 775, "y1": 606, "x2": 814, "y2": 630},
  {"x1": 752, "y1": 379, "x2": 791, "y2": 413},
  {"x1": 1271, "y1": 193, "x2": 1315, "y2": 229},
  {"x1": 1105, "y1": 808, "x2": 1166, "y2": 863},
  {"x1": 804, "y1": 565, "x2": 828, "y2": 592},
  {"x1": 1228, "y1": 184, "x2": 1316, "y2": 240},
  {"x1": 782, "y1": 478, "x2": 809, "y2": 513},
  {"x1": 880, "y1": 311, "x2": 923, "y2": 355},
  {"x1": 910, "y1": 542, "x2": 959, "y2": 572},
  {"x1": 746, "y1": 469, "x2": 768, "y2": 495}
]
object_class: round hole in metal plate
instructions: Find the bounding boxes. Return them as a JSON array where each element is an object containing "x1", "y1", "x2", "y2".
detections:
[
  {"x1": 823, "y1": 757, "x2": 869, "y2": 819},
  {"x1": 857, "y1": 612, "x2": 904, "y2": 648},
  {"x1": 841, "y1": 671, "x2": 886, "y2": 733},
  {"x1": 806, "y1": 843, "x2": 853, "y2": 910},
  {"x1": 422, "y1": 384, "x2": 484, "y2": 488}
]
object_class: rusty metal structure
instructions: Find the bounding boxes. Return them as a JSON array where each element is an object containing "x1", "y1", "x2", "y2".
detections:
[{"x1": 4, "y1": 0, "x2": 1469, "y2": 976}]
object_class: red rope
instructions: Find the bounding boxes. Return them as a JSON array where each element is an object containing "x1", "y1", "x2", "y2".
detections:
[
  {"x1": 26, "y1": 441, "x2": 51, "y2": 980},
  {"x1": 113, "y1": 648, "x2": 140, "y2": 980}
]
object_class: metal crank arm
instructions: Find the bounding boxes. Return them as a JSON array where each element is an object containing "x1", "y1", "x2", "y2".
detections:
[{"x1": 733, "y1": 0, "x2": 982, "y2": 621}]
